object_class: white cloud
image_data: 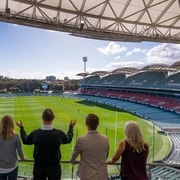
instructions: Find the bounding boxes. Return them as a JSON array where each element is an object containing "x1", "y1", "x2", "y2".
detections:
[
  {"x1": 98, "y1": 42, "x2": 127, "y2": 55},
  {"x1": 115, "y1": 56, "x2": 121, "y2": 59},
  {"x1": 86, "y1": 67, "x2": 107, "y2": 74},
  {"x1": 104, "y1": 61, "x2": 144, "y2": 71},
  {"x1": 126, "y1": 48, "x2": 147, "y2": 56},
  {"x1": 2, "y1": 70, "x2": 45, "y2": 79},
  {"x1": 1, "y1": 70, "x2": 81, "y2": 80},
  {"x1": 146, "y1": 43, "x2": 180, "y2": 65}
]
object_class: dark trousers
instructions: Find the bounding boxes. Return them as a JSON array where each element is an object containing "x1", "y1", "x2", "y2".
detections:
[
  {"x1": 33, "y1": 164, "x2": 61, "y2": 180},
  {"x1": 0, "y1": 166, "x2": 18, "y2": 180}
]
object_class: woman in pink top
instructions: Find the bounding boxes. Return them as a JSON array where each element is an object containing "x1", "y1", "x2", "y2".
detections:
[{"x1": 109, "y1": 121, "x2": 149, "y2": 180}]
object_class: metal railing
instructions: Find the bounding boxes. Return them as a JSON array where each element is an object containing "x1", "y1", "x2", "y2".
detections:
[{"x1": 17, "y1": 160, "x2": 180, "y2": 180}]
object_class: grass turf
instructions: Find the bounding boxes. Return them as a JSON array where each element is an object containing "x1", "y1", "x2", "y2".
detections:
[{"x1": 0, "y1": 95, "x2": 171, "y2": 176}]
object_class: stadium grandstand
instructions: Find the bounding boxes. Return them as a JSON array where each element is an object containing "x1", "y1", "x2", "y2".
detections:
[
  {"x1": 0, "y1": 0, "x2": 180, "y2": 179},
  {"x1": 78, "y1": 61, "x2": 180, "y2": 114}
]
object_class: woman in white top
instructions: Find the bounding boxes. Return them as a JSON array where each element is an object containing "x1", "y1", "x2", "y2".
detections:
[{"x1": 0, "y1": 115, "x2": 25, "y2": 180}]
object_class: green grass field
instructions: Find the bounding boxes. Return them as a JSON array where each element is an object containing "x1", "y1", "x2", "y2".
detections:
[{"x1": 0, "y1": 95, "x2": 171, "y2": 177}]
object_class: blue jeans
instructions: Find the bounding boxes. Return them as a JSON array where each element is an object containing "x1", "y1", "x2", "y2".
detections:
[{"x1": 0, "y1": 166, "x2": 18, "y2": 180}]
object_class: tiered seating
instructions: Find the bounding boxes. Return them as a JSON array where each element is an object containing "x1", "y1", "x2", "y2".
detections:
[
  {"x1": 99, "y1": 74, "x2": 125, "y2": 86},
  {"x1": 80, "y1": 70, "x2": 180, "y2": 91},
  {"x1": 150, "y1": 166, "x2": 180, "y2": 180},
  {"x1": 158, "y1": 72, "x2": 180, "y2": 90},
  {"x1": 76, "y1": 94, "x2": 180, "y2": 129},
  {"x1": 80, "y1": 75, "x2": 100, "y2": 85},
  {"x1": 122, "y1": 71, "x2": 165, "y2": 88},
  {"x1": 80, "y1": 89, "x2": 180, "y2": 113},
  {"x1": 163, "y1": 133, "x2": 180, "y2": 164}
]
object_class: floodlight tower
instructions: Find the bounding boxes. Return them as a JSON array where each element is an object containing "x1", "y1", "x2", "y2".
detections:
[{"x1": 83, "y1": 56, "x2": 88, "y2": 76}]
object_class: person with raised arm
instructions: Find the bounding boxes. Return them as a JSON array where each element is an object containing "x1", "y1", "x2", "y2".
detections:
[{"x1": 16, "y1": 108, "x2": 76, "y2": 180}]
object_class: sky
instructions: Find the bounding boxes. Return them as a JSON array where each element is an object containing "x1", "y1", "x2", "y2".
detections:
[{"x1": 0, "y1": 22, "x2": 180, "y2": 80}]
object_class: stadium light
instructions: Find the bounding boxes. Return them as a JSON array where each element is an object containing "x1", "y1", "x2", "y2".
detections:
[{"x1": 82, "y1": 56, "x2": 88, "y2": 77}]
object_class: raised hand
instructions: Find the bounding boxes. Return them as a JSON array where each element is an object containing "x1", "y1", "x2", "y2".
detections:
[
  {"x1": 69, "y1": 119, "x2": 77, "y2": 127},
  {"x1": 16, "y1": 120, "x2": 23, "y2": 128}
]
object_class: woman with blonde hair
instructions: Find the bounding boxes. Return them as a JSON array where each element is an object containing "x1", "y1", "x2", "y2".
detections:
[
  {"x1": 0, "y1": 115, "x2": 25, "y2": 180},
  {"x1": 109, "y1": 121, "x2": 149, "y2": 180}
]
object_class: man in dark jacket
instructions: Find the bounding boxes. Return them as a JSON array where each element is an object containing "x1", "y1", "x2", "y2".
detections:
[{"x1": 16, "y1": 108, "x2": 76, "y2": 180}]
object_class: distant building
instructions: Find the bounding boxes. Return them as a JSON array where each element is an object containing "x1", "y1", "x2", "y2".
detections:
[
  {"x1": 46, "y1": 76, "x2": 56, "y2": 81},
  {"x1": 64, "y1": 76, "x2": 69, "y2": 81}
]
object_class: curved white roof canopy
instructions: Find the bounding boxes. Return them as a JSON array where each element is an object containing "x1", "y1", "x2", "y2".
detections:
[{"x1": 0, "y1": 0, "x2": 179, "y2": 43}]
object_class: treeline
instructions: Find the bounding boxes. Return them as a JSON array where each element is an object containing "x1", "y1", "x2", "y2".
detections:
[{"x1": 0, "y1": 77, "x2": 80, "y2": 93}]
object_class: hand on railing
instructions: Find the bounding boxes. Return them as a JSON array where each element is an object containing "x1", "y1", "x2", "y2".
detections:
[
  {"x1": 23, "y1": 155, "x2": 28, "y2": 161},
  {"x1": 71, "y1": 160, "x2": 80, "y2": 164}
]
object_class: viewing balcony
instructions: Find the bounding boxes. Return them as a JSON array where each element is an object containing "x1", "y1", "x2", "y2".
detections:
[{"x1": 17, "y1": 160, "x2": 180, "y2": 180}]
